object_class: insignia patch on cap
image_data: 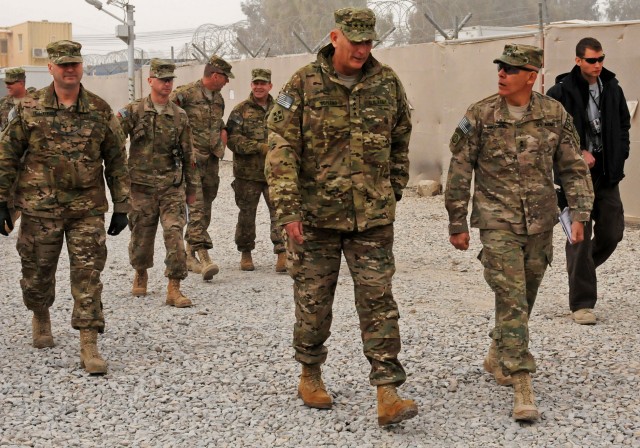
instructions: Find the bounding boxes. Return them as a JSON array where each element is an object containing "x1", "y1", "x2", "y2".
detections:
[
  {"x1": 457, "y1": 116, "x2": 472, "y2": 135},
  {"x1": 276, "y1": 93, "x2": 294, "y2": 110}
]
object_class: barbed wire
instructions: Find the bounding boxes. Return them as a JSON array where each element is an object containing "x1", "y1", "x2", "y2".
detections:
[{"x1": 83, "y1": 0, "x2": 544, "y2": 70}]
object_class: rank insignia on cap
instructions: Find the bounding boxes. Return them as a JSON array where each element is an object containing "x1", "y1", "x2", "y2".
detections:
[{"x1": 277, "y1": 93, "x2": 294, "y2": 110}]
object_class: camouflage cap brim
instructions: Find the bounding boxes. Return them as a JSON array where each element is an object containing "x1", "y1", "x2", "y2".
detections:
[
  {"x1": 152, "y1": 71, "x2": 177, "y2": 79},
  {"x1": 340, "y1": 26, "x2": 378, "y2": 43},
  {"x1": 492, "y1": 55, "x2": 529, "y2": 67},
  {"x1": 51, "y1": 55, "x2": 84, "y2": 65}
]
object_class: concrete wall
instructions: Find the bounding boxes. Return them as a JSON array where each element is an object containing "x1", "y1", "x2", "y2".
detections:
[{"x1": 81, "y1": 21, "x2": 640, "y2": 220}]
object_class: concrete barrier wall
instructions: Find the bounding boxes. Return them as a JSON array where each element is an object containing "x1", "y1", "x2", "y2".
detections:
[{"x1": 81, "y1": 21, "x2": 640, "y2": 220}]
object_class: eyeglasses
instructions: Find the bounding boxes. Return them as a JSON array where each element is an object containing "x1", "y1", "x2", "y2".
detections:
[
  {"x1": 157, "y1": 78, "x2": 174, "y2": 84},
  {"x1": 581, "y1": 55, "x2": 605, "y2": 64},
  {"x1": 4, "y1": 81, "x2": 16, "y2": 86},
  {"x1": 496, "y1": 62, "x2": 537, "y2": 75}
]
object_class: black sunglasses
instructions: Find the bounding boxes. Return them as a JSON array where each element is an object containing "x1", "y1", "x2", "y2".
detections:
[
  {"x1": 496, "y1": 62, "x2": 537, "y2": 75},
  {"x1": 157, "y1": 78, "x2": 174, "y2": 83},
  {"x1": 581, "y1": 55, "x2": 605, "y2": 64}
]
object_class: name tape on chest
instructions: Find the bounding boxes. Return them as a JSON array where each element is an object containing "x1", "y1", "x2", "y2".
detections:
[{"x1": 276, "y1": 93, "x2": 294, "y2": 110}]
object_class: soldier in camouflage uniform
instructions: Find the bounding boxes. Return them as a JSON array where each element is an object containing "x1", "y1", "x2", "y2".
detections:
[
  {"x1": 0, "y1": 41, "x2": 131, "y2": 375},
  {"x1": 170, "y1": 55, "x2": 233, "y2": 281},
  {"x1": 1, "y1": 68, "x2": 29, "y2": 130},
  {"x1": 118, "y1": 59, "x2": 201, "y2": 308},
  {"x1": 227, "y1": 68, "x2": 285, "y2": 272},
  {"x1": 265, "y1": 8, "x2": 418, "y2": 427},
  {"x1": 445, "y1": 44, "x2": 594, "y2": 421},
  {"x1": 0, "y1": 68, "x2": 30, "y2": 234}
]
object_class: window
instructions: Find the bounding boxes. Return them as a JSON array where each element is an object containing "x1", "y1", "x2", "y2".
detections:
[
  {"x1": 0, "y1": 39, "x2": 7, "y2": 54},
  {"x1": 18, "y1": 34, "x2": 23, "y2": 52}
]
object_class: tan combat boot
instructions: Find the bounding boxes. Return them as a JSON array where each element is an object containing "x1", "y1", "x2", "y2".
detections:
[
  {"x1": 166, "y1": 278, "x2": 193, "y2": 308},
  {"x1": 298, "y1": 364, "x2": 333, "y2": 409},
  {"x1": 186, "y1": 243, "x2": 202, "y2": 274},
  {"x1": 377, "y1": 384, "x2": 419, "y2": 426},
  {"x1": 79, "y1": 329, "x2": 108, "y2": 375},
  {"x1": 198, "y1": 249, "x2": 219, "y2": 280},
  {"x1": 483, "y1": 341, "x2": 513, "y2": 386},
  {"x1": 512, "y1": 371, "x2": 540, "y2": 422},
  {"x1": 131, "y1": 269, "x2": 148, "y2": 296},
  {"x1": 275, "y1": 252, "x2": 287, "y2": 273},
  {"x1": 240, "y1": 251, "x2": 255, "y2": 271},
  {"x1": 32, "y1": 308, "x2": 55, "y2": 349}
]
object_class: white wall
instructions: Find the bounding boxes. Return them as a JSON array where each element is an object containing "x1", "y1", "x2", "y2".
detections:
[{"x1": 81, "y1": 21, "x2": 640, "y2": 220}]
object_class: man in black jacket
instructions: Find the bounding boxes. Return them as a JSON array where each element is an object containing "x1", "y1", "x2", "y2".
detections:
[{"x1": 547, "y1": 37, "x2": 630, "y2": 325}]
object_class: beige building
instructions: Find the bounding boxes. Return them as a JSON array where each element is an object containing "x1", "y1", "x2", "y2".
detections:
[{"x1": 0, "y1": 21, "x2": 72, "y2": 68}]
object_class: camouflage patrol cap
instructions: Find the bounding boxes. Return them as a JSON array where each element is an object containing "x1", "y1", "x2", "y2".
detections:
[
  {"x1": 46, "y1": 40, "x2": 83, "y2": 64},
  {"x1": 251, "y1": 68, "x2": 271, "y2": 83},
  {"x1": 493, "y1": 43, "x2": 543, "y2": 70},
  {"x1": 149, "y1": 58, "x2": 176, "y2": 79},
  {"x1": 4, "y1": 67, "x2": 26, "y2": 83},
  {"x1": 334, "y1": 7, "x2": 378, "y2": 42},
  {"x1": 207, "y1": 55, "x2": 234, "y2": 79}
]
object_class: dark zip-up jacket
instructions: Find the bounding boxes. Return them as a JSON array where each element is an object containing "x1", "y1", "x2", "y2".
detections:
[{"x1": 547, "y1": 65, "x2": 630, "y2": 186}]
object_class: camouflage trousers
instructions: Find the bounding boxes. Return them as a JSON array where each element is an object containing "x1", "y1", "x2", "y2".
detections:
[
  {"x1": 287, "y1": 224, "x2": 406, "y2": 386},
  {"x1": 232, "y1": 178, "x2": 284, "y2": 254},
  {"x1": 479, "y1": 229, "x2": 553, "y2": 375},
  {"x1": 16, "y1": 214, "x2": 107, "y2": 332},
  {"x1": 185, "y1": 155, "x2": 219, "y2": 251},
  {"x1": 128, "y1": 183, "x2": 188, "y2": 280}
]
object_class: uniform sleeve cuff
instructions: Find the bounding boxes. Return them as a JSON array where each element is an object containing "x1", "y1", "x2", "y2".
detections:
[
  {"x1": 277, "y1": 214, "x2": 302, "y2": 227},
  {"x1": 570, "y1": 210, "x2": 591, "y2": 223},
  {"x1": 448, "y1": 222, "x2": 469, "y2": 235},
  {"x1": 113, "y1": 202, "x2": 131, "y2": 214}
]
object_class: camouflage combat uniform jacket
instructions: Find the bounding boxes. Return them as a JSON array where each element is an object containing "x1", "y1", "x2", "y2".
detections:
[
  {"x1": 0, "y1": 95, "x2": 18, "y2": 131},
  {"x1": 445, "y1": 92, "x2": 593, "y2": 235},
  {"x1": 227, "y1": 93, "x2": 274, "y2": 182},
  {"x1": 266, "y1": 44, "x2": 412, "y2": 232},
  {"x1": 0, "y1": 83, "x2": 130, "y2": 218},
  {"x1": 118, "y1": 96, "x2": 200, "y2": 197},
  {"x1": 170, "y1": 79, "x2": 225, "y2": 161}
]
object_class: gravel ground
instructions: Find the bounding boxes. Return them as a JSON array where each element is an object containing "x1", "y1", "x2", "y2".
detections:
[{"x1": 1, "y1": 161, "x2": 639, "y2": 447}]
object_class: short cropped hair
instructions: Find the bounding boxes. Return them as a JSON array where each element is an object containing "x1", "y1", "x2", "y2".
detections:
[{"x1": 576, "y1": 37, "x2": 602, "y2": 58}]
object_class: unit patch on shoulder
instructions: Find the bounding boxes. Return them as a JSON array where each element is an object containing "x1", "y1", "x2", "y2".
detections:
[
  {"x1": 276, "y1": 93, "x2": 295, "y2": 110},
  {"x1": 271, "y1": 109, "x2": 284, "y2": 123}
]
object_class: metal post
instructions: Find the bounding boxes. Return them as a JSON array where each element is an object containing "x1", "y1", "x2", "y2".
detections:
[{"x1": 126, "y1": 3, "x2": 135, "y2": 101}]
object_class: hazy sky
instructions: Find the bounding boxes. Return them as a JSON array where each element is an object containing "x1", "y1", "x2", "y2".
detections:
[{"x1": 3, "y1": 0, "x2": 247, "y2": 55}]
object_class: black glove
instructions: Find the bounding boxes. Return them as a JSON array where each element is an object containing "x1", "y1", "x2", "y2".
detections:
[
  {"x1": 0, "y1": 202, "x2": 12, "y2": 237},
  {"x1": 107, "y1": 212, "x2": 128, "y2": 236},
  {"x1": 394, "y1": 191, "x2": 403, "y2": 202}
]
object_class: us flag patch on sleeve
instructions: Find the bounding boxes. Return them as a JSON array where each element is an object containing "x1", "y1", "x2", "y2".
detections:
[
  {"x1": 118, "y1": 108, "x2": 129, "y2": 118},
  {"x1": 457, "y1": 116, "x2": 472, "y2": 135},
  {"x1": 276, "y1": 93, "x2": 295, "y2": 109}
]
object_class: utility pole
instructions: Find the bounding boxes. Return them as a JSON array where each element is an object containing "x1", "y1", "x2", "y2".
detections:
[{"x1": 85, "y1": 0, "x2": 136, "y2": 101}]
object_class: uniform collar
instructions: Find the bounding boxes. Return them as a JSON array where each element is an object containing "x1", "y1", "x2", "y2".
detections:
[{"x1": 41, "y1": 82, "x2": 90, "y2": 112}]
